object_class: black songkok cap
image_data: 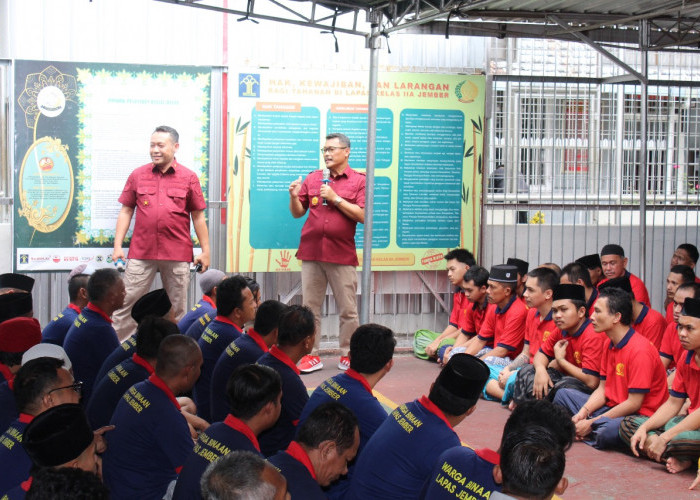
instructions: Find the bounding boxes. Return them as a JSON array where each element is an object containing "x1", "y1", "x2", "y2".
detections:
[
  {"x1": 0, "y1": 292, "x2": 33, "y2": 323},
  {"x1": 506, "y1": 258, "x2": 529, "y2": 277},
  {"x1": 681, "y1": 297, "x2": 700, "y2": 319},
  {"x1": 600, "y1": 244, "x2": 625, "y2": 257},
  {"x1": 489, "y1": 265, "x2": 519, "y2": 283},
  {"x1": 598, "y1": 276, "x2": 633, "y2": 295},
  {"x1": 0, "y1": 273, "x2": 34, "y2": 293},
  {"x1": 24, "y1": 403, "x2": 94, "y2": 468},
  {"x1": 552, "y1": 284, "x2": 586, "y2": 303},
  {"x1": 131, "y1": 288, "x2": 172, "y2": 323},
  {"x1": 436, "y1": 353, "x2": 489, "y2": 400},
  {"x1": 576, "y1": 254, "x2": 602, "y2": 270}
]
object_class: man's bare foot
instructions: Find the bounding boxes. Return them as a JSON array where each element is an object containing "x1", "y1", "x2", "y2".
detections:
[{"x1": 666, "y1": 457, "x2": 693, "y2": 474}]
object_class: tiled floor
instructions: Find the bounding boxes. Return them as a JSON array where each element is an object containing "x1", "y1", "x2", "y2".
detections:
[{"x1": 302, "y1": 354, "x2": 700, "y2": 500}]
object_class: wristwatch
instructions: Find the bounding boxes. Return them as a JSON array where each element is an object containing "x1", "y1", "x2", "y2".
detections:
[{"x1": 334, "y1": 197, "x2": 345, "y2": 206}]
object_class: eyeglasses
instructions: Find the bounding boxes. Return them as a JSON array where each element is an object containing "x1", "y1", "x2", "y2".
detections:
[
  {"x1": 46, "y1": 381, "x2": 83, "y2": 396},
  {"x1": 320, "y1": 146, "x2": 348, "y2": 154}
]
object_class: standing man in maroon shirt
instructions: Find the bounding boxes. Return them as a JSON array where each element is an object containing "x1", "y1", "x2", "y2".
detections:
[
  {"x1": 112, "y1": 126, "x2": 210, "y2": 340},
  {"x1": 288, "y1": 133, "x2": 365, "y2": 373}
]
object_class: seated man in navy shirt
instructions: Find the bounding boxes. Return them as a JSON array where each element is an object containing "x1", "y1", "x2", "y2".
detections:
[
  {"x1": 93, "y1": 288, "x2": 174, "y2": 386},
  {"x1": 0, "y1": 358, "x2": 81, "y2": 494},
  {"x1": 269, "y1": 402, "x2": 360, "y2": 500},
  {"x1": 3, "y1": 403, "x2": 101, "y2": 499},
  {"x1": 195, "y1": 275, "x2": 256, "y2": 422},
  {"x1": 173, "y1": 364, "x2": 282, "y2": 499},
  {"x1": 299, "y1": 323, "x2": 396, "y2": 499},
  {"x1": 200, "y1": 450, "x2": 288, "y2": 500},
  {"x1": 102, "y1": 335, "x2": 202, "y2": 500},
  {"x1": 257, "y1": 305, "x2": 315, "y2": 456},
  {"x1": 210, "y1": 300, "x2": 287, "y2": 422},
  {"x1": 86, "y1": 316, "x2": 179, "y2": 429},
  {"x1": 177, "y1": 269, "x2": 225, "y2": 335},
  {"x1": 421, "y1": 399, "x2": 575, "y2": 499},
  {"x1": 346, "y1": 354, "x2": 490, "y2": 500},
  {"x1": 41, "y1": 264, "x2": 91, "y2": 346},
  {"x1": 63, "y1": 269, "x2": 125, "y2": 403}
]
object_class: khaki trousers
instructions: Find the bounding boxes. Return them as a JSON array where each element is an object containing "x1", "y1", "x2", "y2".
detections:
[
  {"x1": 112, "y1": 259, "x2": 190, "y2": 340},
  {"x1": 301, "y1": 260, "x2": 359, "y2": 356}
]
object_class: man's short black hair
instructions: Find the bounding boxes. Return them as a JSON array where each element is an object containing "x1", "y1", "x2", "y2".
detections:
[
  {"x1": 526, "y1": 267, "x2": 559, "y2": 293},
  {"x1": 156, "y1": 335, "x2": 200, "y2": 379},
  {"x1": 677, "y1": 243, "x2": 699, "y2": 264},
  {"x1": 27, "y1": 467, "x2": 109, "y2": 500},
  {"x1": 244, "y1": 276, "x2": 260, "y2": 298},
  {"x1": 68, "y1": 274, "x2": 89, "y2": 302},
  {"x1": 500, "y1": 426, "x2": 566, "y2": 500},
  {"x1": 296, "y1": 402, "x2": 358, "y2": 454},
  {"x1": 216, "y1": 275, "x2": 249, "y2": 317},
  {"x1": 502, "y1": 399, "x2": 575, "y2": 452},
  {"x1": 277, "y1": 305, "x2": 315, "y2": 347},
  {"x1": 349, "y1": 324, "x2": 396, "y2": 374},
  {"x1": 678, "y1": 282, "x2": 700, "y2": 298},
  {"x1": 561, "y1": 262, "x2": 593, "y2": 288},
  {"x1": 135, "y1": 316, "x2": 180, "y2": 359},
  {"x1": 226, "y1": 364, "x2": 282, "y2": 420},
  {"x1": 598, "y1": 288, "x2": 633, "y2": 326},
  {"x1": 253, "y1": 300, "x2": 287, "y2": 337},
  {"x1": 86, "y1": 268, "x2": 121, "y2": 303},
  {"x1": 14, "y1": 357, "x2": 63, "y2": 414},
  {"x1": 670, "y1": 265, "x2": 696, "y2": 284},
  {"x1": 463, "y1": 265, "x2": 489, "y2": 288},
  {"x1": 154, "y1": 125, "x2": 179, "y2": 144},
  {"x1": 444, "y1": 249, "x2": 476, "y2": 267}
]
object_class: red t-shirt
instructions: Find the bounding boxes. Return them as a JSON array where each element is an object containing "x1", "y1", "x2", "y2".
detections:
[
  {"x1": 524, "y1": 308, "x2": 556, "y2": 364},
  {"x1": 599, "y1": 329, "x2": 669, "y2": 417},
  {"x1": 670, "y1": 350, "x2": 700, "y2": 414},
  {"x1": 632, "y1": 305, "x2": 666, "y2": 351},
  {"x1": 660, "y1": 322, "x2": 684, "y2": 369},
  {"x1": 119, "y1": 161, "x2": 206, "y2": 261},
  {"x1": 296, "y1": 167, "x2": 366, "y2": 266},
  {"x1": 460, "y1": 301, "x2": 493, "y2": 337},
  {"x1": 478, "y1": 296, "x2": 528, "y2": 357},
  {"x1": 540, "y1": 319, "x2": 605, "y2": 377},
  {"x1": 449, "y1": 290, "x2": 470, "y2": 328}
]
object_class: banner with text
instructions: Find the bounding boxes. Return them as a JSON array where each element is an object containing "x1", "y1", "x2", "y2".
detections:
[
  {"x1": 227, "y1": 70, "x2": 485, "y2": 272},
  {"x1": 13, "y1": 60, "x2": 211, "y2": 271}
]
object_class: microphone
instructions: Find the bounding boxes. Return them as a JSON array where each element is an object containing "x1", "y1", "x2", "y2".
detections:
[{"x1": 322, "y1": 168, "x2": 330, "y2": 206}]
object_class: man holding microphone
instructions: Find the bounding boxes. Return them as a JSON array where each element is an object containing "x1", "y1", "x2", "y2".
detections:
[{"x1": 288, "y1": 133, "x2": 365, "y2": 373}]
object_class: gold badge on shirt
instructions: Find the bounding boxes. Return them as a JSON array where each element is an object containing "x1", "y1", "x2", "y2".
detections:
[
  {"x1": 311, "y1": 196, "x2": 319, "y2": 206},
  {"x1": 143, "y1": 200, "x2": 149, "y2": 206}
]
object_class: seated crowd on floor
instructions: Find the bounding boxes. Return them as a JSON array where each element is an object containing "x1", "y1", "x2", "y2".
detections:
[{"x1": 1, "y1": 242, "x2": 700, "y2": 498}]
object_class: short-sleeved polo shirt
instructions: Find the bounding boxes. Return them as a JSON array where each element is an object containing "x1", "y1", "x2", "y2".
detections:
[
  {"x1": 41, "y1": 304, "x2": 81, "y2": 346},
  {"x1": 195, "y1": 317, "x2": 243, "y2": 422},
  {"x1": 523, "y1": 308, "x2": 555, "y2": 363},
  {"x1": 660, "y1": 322, "x2": 683, "y2": 368},
  {"x1": 478, "y1": 296, "x2": 528, "y2": 357},
  {"x1": 184, "y1": 312, "x2": 214, "y2": 341},
  {"x1": 95, "y1": 335, "x2": 138, "y2": 385},
  {"x1": 460, "y1": 300, "x2": 493, "y2": 338},
  {"x1": 670, "y1": 350, "x2": 700, "y2": 414},
  {"x1": 63, "y1": 303, "x2": 120, "y2": 403},
  {"x1": 632, "y1": 305, "x2": 667, "y2": 351},
  {"x1": 269, "y1": 441, "x2": 325, "y2": 500},
  {"x1": 177, "y1": 296, "x2": 216, "y2": 335},
  {"x1": 599, "y1": 329, "x2": 669, "y2": 416},
  {"x1": 103, "y1": 375, "x2": 192, "y2": 500},
  {"x1": 421, "y1": 446, "x2": 501, "y2": 500},
  {"x1": 448, "y1": 289, "x2": 469, "y2": 329},
  {"x1": 257, "y1": 347, "x2": 309, "y2": 457},
  {"x1": 210, "y1": 329, "x2": 269, "y2": 422},
  {"x1": 539, "y1": 319, "x2": 604, "y2": 377}
]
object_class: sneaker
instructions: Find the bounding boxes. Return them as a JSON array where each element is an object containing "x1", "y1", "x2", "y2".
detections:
[
  {"x1": 338, "y1": 356, "x2": 350, "y2": 371},
  {"x1": 298, "y1": 355, "x2": 323, "y2": 373}
]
